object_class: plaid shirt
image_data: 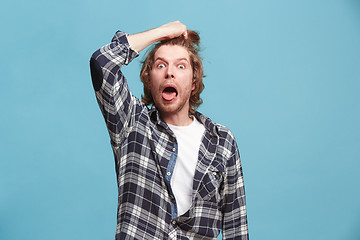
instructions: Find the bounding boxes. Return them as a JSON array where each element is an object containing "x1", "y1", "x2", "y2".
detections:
[{"x1": 89, "y1": 31, "x2": 248, "y2": 240}]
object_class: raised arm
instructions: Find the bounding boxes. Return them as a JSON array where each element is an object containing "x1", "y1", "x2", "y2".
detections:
[
  {"x1": 89, "y1": 21, "x2": 188, "y2": 145},
  {"x1": 127, "y1": 21, "x2": 188, "y2": 52}
]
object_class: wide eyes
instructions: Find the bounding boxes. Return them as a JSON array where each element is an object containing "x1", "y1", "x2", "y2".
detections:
[{"x1": 156, "y1": 63, "x2": 186, "y2": 69}]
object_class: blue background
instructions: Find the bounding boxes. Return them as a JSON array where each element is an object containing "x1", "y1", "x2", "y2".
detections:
[{"x1": 1, "y1": 0, "x2": 360, "y2": 239}]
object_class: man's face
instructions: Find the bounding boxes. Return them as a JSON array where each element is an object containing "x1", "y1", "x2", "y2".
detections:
[{"x1": 149, "y1": 45, "x2": 194, "y2": 119}]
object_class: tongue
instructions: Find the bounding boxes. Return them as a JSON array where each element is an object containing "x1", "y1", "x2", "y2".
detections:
[{"x1": 162, "y1": 91, "x2": 177, "y2": 101}]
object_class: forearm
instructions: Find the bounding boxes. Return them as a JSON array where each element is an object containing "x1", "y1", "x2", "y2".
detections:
[
  {"x1": 127, "y1": 28, "x2": 164, "y2": 52},
  {"x1": 127, "y1": 21, "x2": 187, "y2": 52}
]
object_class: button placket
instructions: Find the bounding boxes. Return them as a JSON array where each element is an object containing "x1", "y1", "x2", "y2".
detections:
[{"x1": 164, "y1": 141, "x2": 178, "y2": 219}]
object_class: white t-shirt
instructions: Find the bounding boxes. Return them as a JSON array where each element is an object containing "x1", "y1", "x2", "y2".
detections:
[{"x1": 168, "y1": 117, "x2": 206, "y2": 216}]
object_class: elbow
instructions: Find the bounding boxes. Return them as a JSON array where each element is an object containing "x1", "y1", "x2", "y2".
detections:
[{"x1": 89, "y1": 57, "x2": 103, "y2": 91}]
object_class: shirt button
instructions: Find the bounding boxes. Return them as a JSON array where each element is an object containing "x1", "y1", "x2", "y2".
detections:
[
  {"x1": 172, "y1": 147, "x2": 176, "y2": 152},
  {"x1": 167, "y1": 171, "x2": 171, "y2": 176}
]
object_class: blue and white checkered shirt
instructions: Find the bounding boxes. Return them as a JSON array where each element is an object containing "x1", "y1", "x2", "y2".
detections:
[{"x1": 90, "y1": 31, "x2": 248, "y2": 240}]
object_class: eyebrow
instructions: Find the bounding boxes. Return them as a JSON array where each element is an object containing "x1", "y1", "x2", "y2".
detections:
[{"x1": 154, "y1": 57, "x2": 190, "y2": 63}]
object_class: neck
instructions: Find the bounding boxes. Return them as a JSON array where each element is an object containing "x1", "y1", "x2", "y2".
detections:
[{"x1": 161, "y1": 111, "x2": 194, "y2": 126}]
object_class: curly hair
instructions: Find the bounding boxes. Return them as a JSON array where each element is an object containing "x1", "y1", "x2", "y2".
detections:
[{"x1": 140, "y1": 30, "x2": 205, "y2": 113}]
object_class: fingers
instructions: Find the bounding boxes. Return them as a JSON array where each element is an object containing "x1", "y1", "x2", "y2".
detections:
[
  {"x1": 160, "y1": 21, "x2": 188, "y2": 39},
  {"x1": 174, "y1": 21, "x2": 187, "y2": 39},
  {"x1": 183, "y1": 30, "x2": 188, "y2": 39}
]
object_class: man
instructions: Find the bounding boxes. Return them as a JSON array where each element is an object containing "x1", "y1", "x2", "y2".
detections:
[{"x1": 90, "y1": 21, "x2": 248, "y2": 239}]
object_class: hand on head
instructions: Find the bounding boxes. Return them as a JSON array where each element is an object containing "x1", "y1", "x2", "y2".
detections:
[
  {"x1": 159, "y1": 21, "x2": 188, "y2": 40},
  {"x1": 127, "y1": 21, "x2": 188, "y2": 54}
]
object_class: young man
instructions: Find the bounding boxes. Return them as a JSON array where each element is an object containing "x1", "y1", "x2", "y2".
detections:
[{"x1": 90, "y1": 21, "x2": 248, "y2": 239}]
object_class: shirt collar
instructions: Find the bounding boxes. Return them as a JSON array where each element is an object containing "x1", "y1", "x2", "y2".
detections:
[
  {"x1": 149, "y1": 105, "x2": 219, "y2": 137},
  {"x1": 193, "y1": 111, "x2": 219, "y2": 137}
]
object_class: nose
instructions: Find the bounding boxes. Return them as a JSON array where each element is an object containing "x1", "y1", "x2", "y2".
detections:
[{"x1": 165, "y1": 66, "x2": 175, "y2": 79}]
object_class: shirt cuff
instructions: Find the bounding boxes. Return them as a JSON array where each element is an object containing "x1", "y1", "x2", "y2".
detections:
[{"x1": 112, "y1": 31, "x2": 139, "y2": 65}]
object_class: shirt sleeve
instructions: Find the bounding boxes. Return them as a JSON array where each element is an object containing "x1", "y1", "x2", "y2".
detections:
[
  {"x1": 89, "y1": 31, "x2": 140, "y2": 145},
  {"x1": 222, "y1": 140, "x2": 249, "y2": 240}
]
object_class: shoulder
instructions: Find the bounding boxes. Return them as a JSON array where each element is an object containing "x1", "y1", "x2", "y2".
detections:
[
  {"x1": 196, "y1": 112, "x2": 236, "y2": 140},
  {"x1": 195, "y1": 112, "x2": 238, "y2": 155},
  {"x1": 214, "y1": 123, "x2": 239, "y2": 164},
  {"x1": 215, "y1": 123, "x2": 236, "y2": 141}
]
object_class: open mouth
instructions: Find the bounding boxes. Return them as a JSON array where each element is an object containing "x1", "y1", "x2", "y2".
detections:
[{"x1": 162, "y1": 86, "x2": 178, "y2": 101}]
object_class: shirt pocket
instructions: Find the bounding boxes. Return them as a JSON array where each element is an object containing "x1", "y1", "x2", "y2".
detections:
[{"x1": 196, "y1": 166, "x2": 224, "y2": 203}]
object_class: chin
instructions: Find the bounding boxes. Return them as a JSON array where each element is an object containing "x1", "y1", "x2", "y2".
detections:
[{"x1": 157, "y1": 103, "x2": 178, "y2": 114}]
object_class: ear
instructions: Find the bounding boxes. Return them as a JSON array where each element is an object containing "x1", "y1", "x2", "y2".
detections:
[
  {"x1": 147, "y1": 77, "x2": 152, "y2": 89},
  {"x1": 192, "y1": 78, "x2": 196, "y2": 91}
]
